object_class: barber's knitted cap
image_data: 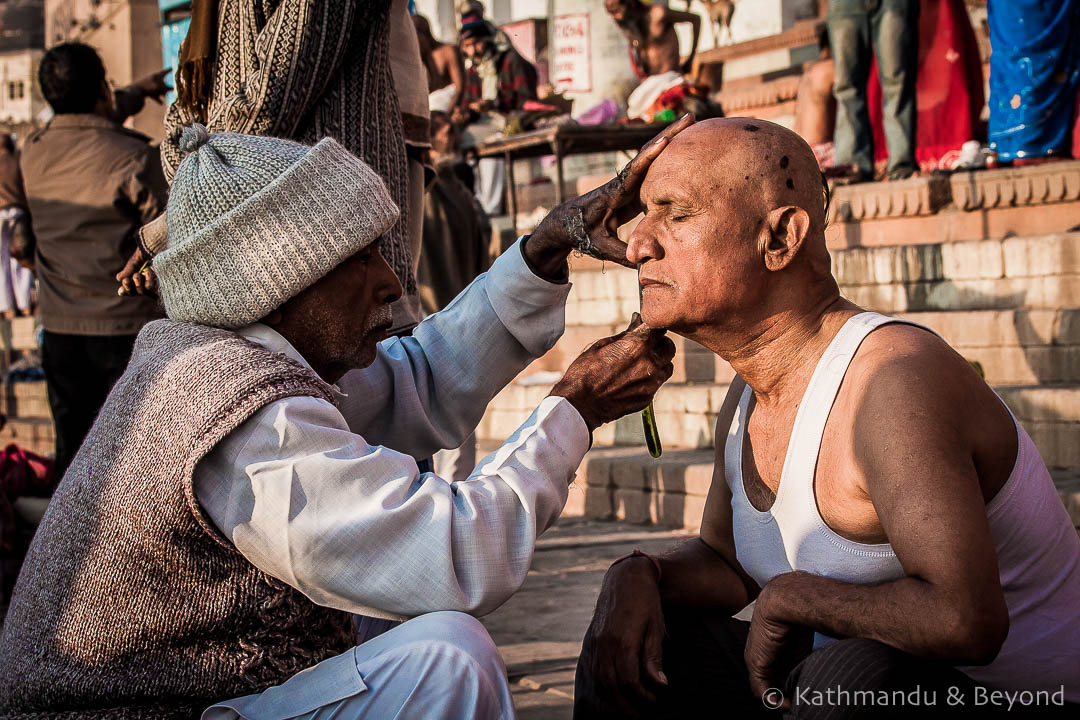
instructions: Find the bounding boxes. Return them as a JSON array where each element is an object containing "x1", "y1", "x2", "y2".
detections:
[{"x1": 155, "y1": 124, "x2": 400, "y2": 329}]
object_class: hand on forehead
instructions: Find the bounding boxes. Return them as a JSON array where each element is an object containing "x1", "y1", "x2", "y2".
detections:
[{"x1": 640, "y1": 118, "x2": 825, "y2": 230}]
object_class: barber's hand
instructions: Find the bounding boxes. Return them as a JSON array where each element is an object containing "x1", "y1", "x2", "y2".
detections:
[
  {"x1": 745, "y1": 579, "x2": 814, "y2": 710},
  {"x1": 580, "y1": 555, "x2": 667, "y2": 717},
  {"x1": 116, "y1": 247, "x2": 157, "y2": 297},
  {"x1": 523, "y1": 113, "x2": 695, "y2": 281},
  {"x1": 134, "y1": 69, "x2": 172, "y2": 104},
  {"x1": 551, "y1": 314, "x2": 675, "y2": 432}
]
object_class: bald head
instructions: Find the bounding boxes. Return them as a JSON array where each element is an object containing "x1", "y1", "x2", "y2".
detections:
[
  {"x1": 627, "y1": 117, "x2": 838, "y2": 337},
  {"x1": 649, "y1": 117, "x2": 828, "y2": 238}
]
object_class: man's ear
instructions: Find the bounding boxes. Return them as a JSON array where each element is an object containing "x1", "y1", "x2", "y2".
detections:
[{"x1": 760, "y1": 206, "x2": 811, "y2": 272}]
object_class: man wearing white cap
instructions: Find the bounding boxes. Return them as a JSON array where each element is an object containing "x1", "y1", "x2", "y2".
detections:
[{"x1": 0, "y1": 117, "x2": 693, "y2": 717}]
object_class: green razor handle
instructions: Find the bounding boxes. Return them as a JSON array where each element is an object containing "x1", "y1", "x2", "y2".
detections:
[{"x1": 642, "y1": 402, "x2": 662, "y2": 458}]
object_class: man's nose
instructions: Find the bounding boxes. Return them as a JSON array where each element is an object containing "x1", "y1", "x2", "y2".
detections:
[
  {"x1": 374, "y1": 250, "x2": 403, "y2": 305},
  {"x1": 626, "y1": 220, "x2": 662, "y2": 266}
]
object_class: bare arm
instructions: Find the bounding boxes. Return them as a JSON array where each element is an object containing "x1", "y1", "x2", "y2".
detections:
[
  {"x1": 579, "y1": 374, "x2": 758, "y2": 714},
  {"x1": 443, "y1": 45, "x2": 465, "y2": 112},
  {"x1": 745, "y1": 346, "x2": 1010, "y2": 698},
  {"x1": 662, "y1": 8, "x2": 701, "y2": 73}
]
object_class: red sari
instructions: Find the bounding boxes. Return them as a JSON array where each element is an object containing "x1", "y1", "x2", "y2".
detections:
[{"x1": 867, "y1": 0, "x2": 986, "y2": 171}]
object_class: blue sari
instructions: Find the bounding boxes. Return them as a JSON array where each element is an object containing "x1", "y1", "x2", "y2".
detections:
[{"x1": 987, "y1": 0, "x2": 1080, "y2": 161}]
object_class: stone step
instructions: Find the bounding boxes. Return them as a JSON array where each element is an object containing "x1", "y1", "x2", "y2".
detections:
[
  {"x1": 564, "y1": 447, "x2": 714, "y2": 530},
  {"x1": 827, "y1": 162, "x2": 1080, "y2": 248},
  {"x1": 3, "y1": 381, "x2": 50, "y2": 420},
  {"x1": 0, "y1": 316, "x2": 38, "y2": 352},
  {"x1": 0, "y1": 416, "x2": 54, "y2": 457},
  {"x1": 536, "y1": 308, "x2": 1080, "y2": 388},
  {"x1": 563, "y1": 446, "x2": 1080, "y2": 530},
  {"x1": 479, "y1": 382, "x2": 1080, "y2": 468},
  {"x1": 834, "y1": 233, "x2": 1080, "y2": 312}
]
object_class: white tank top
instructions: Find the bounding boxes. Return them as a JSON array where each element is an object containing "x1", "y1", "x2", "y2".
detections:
[{"x1": 726, "y1": 312, "x2": 1080, "y2": 699}]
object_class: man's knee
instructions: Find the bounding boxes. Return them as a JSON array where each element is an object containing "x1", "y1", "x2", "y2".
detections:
[
  {"x1": 367, "y1": 612, "x2": 510, "y2": 718},
  {"x1": 399, "y1": 611, "x2": 505, "y2": 686},
  {"x1": 806, "y1": 60, "x2": 835, "y2": 98},
  {"x1": 406, "y1": 611, "x2": 501, "y2": 666}
]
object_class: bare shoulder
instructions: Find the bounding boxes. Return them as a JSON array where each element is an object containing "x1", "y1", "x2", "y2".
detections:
[
  {"x1": 846, "y1": 323, "x2": 982, "y2": 412},
  {"x1": 839, "y1": 322, "x2": 1015, "y2": 462},
  {"x1": 434, "y1": 44, "x2": 459, "y2": 63}
]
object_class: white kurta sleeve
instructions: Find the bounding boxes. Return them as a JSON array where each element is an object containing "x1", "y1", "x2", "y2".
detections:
[
  {"x1": 193, "y1": 392, "x2": 589, "y2": 619},
  {"x1": 334, "y1": 237, "x2": 572, "y2": 459}
]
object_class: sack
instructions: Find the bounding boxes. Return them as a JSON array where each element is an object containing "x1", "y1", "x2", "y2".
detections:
[{"x1": 1, "y1": 442, "x2": 54, "y2": 605}]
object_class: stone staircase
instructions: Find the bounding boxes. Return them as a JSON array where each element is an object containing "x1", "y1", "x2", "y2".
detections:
[
  {"x1": 477, "y1": 175, "x2": 1080, "y2": 530},
  {"x1": 0, "y1": 316, "x2": 51, "y2": 457}
]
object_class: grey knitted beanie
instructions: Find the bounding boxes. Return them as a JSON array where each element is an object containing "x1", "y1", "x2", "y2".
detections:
[{"x1": 154, "y1": 124, "x2": 400, "y2": 329}]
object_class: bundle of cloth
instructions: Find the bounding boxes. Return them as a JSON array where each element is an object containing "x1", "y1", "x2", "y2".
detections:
[{"x1": 626, "y1": 71, "x2": 710, "y2": 123}]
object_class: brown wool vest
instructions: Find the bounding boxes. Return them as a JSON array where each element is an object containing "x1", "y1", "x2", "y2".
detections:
[{"x1": 0, "y1": 320, "x2": 355, "y2": 718}]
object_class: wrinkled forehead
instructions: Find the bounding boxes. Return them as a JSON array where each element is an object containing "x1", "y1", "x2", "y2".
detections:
[{"x1": 639, "y1": 135, "x2": 722, "y2": 206}]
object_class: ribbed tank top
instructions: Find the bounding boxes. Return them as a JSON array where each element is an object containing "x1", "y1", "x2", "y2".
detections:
[{"x1": 726, "y1": 312, "x2": 1080, "y2": 700}]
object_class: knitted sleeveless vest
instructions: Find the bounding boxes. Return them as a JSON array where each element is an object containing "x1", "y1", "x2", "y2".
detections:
[{"x1": 0, "y1": 320, "x2": 355, "y2": 718}]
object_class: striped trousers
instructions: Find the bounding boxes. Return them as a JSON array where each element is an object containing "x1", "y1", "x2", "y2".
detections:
[{"x1": 575, "y1": 608, "x2": 1078, "y2": 719}]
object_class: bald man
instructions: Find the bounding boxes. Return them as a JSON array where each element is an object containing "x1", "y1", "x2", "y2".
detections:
[{"x1": 573, "y1": 118, "x2": 1080, "y2": 719}]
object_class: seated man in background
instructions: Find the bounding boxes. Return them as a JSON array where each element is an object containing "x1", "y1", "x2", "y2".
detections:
[
  {"x1": 453, "y1": 10, "x2": 537, "y2": 215},
  {"x1": 415, "y1": 13, "x2": 465, "y2": 113},
  {"x1": 0, "y1": 118, "x2": 687, "y2": 717},
  {"x1": 574, "y1": 118, "x2": 1080, "y2": 718},
  {"x1": 793, "y1": 24, "x2": 837, "y2": 170},
  {"x1": 604, "y1": 0, "x2": 704, "y2": 122}
]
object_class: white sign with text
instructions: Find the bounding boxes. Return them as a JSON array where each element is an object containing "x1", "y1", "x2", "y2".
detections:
[{"x1": 552, "y1": 13, "x2": 592, "y2": 94}]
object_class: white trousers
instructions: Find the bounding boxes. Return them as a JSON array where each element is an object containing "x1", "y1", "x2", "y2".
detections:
[
  {"x1": 460, "y1": 117, "x2": 506, "y2": 217},
  {"x1": 203, "y1": 611, "x2": 516, "y2": 720},
  {"x1": 475, "y1": 157, "x2": 506, "y2": 217},
  {"x1": 0, "y1": 211, "x2": 32, "y2": 313}
]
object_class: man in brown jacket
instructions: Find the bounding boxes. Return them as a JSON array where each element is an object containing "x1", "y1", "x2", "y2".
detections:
[{"x1": 20, "y1": 42, "x2": 167, "y2": 477}]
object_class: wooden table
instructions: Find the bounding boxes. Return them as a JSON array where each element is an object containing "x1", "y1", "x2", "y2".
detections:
[{"x1": 473, "y1": 122, "x2": 667, "y2": 232}]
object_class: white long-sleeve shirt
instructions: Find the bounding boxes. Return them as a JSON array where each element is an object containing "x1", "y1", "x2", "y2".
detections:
[{"x1": 193, "y1": 240, "x2": 589, "y2": 620}]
